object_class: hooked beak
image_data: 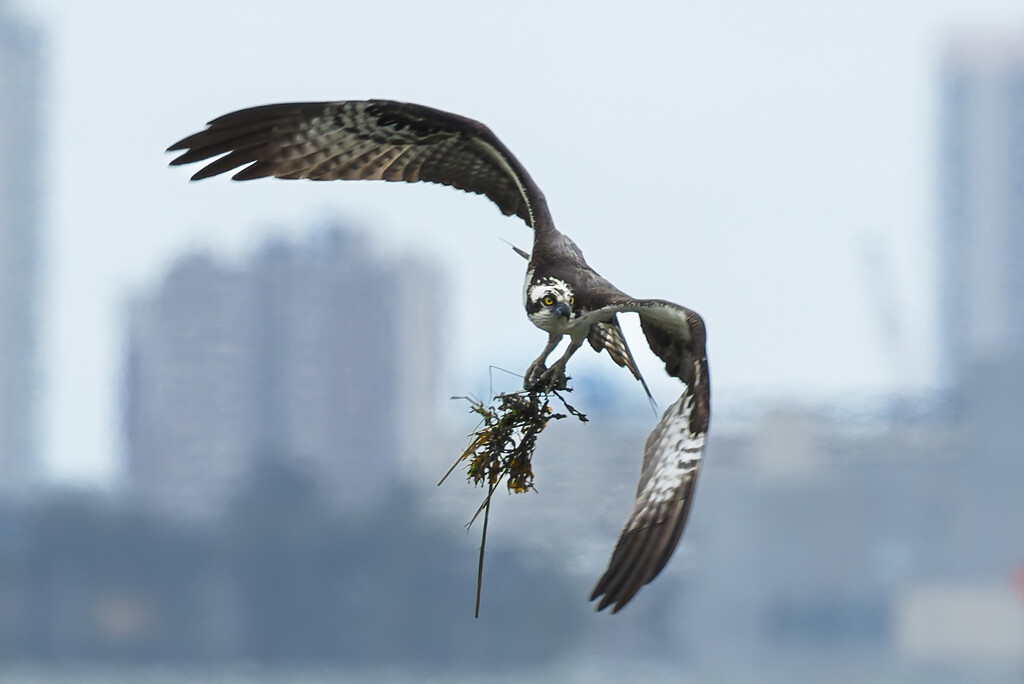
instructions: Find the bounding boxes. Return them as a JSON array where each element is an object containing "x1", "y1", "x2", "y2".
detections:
[{"x1": 554, "y1": 302, "x2": 572, "y2": 320}]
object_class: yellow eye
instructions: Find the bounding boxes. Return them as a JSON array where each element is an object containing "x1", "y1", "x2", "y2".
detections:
[{"x1": 542, "y1": 295, "x2": 555, "y2": 307}]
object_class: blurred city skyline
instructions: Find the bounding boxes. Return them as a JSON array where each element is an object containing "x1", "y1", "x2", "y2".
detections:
[
  {"x1": 122, "y1": 225, "x2": 443, "y2": 522},
  {"x1": 9, "y1": 3, "x2": 1024, "y2": 477}
]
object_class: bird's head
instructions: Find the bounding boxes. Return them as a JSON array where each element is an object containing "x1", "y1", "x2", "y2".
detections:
[{"x1": 525, "y1": 276, "x2": 575, "y2": 332}]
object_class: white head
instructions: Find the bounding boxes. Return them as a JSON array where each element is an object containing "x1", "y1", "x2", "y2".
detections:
[{"x1": 524, "y1": 274, "x2": 575, "y2": 333}]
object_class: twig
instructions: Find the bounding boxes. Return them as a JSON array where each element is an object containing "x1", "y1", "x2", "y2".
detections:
[
  {"x1": 443, "y1": 388, "x2": 588, "y2": 615},
  {"x1": 474, "y1": 479, "x2": 496, "y2": 618}
]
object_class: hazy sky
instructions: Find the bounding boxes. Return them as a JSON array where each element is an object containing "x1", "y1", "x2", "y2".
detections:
[{"x1": 15, "y1": 0, "x2": 1024, "y2": 484}]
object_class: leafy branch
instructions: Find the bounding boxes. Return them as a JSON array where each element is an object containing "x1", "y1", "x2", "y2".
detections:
[{"x1": 440, "y1": 387, "x2": 587, "y2": 617}]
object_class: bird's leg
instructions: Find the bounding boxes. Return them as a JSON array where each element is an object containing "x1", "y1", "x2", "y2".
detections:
[
  {"x1": 525, "y1": 333, "x2": 562, "y2": 390},
  {"x1": 537, "y1": 337, "x2": 585, "y2": 390}
]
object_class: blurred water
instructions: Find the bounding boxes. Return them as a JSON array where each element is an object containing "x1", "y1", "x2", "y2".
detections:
[{"x1": 1, "y1": 661, "x2": 1020, "y2": 684}]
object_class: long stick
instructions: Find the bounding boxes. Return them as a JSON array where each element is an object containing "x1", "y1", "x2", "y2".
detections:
[{"x1": 475, "y1": 480, "x2": 495, "y2": 618}]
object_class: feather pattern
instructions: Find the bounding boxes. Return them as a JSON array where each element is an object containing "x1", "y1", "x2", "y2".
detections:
[
  {"x1": 586, "y1": 299, "x2": 710, "y2": 612},
  {"x1": 587, "y1": 318, "x2": 654, "y2": 404},
  {"x1": 168, "y1": 100, "x2": 554, "y2": 232}
]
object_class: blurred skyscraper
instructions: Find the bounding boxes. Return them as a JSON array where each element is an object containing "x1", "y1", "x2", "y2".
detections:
[
  {"x1": 123, "y1": 226, "x2": 444, "y2": 521},
  {"x1": 938, "y1": 29, "x2": 1024, "y2": 386},
  {"x1": 938, "y1": 28, "x2": 1024, "y2": 457},
  {"x1": 0, "y1": 2, "x2": 44, "y2": 496}
]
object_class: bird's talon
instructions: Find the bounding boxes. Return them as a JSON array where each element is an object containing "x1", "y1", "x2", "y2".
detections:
[
  {"x1": 524, "y1": 365, "x2": 568, "y2": 392},
  {"x1": 524, "y1": 362, "x2": 548, "y2": 391},
  {"x1": 547, "y1": 367, "x2": 568, "y2": 391}
]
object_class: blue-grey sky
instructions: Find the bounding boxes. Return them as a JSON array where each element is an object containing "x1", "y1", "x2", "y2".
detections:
[{"x1": 19, "y1": 0, "x2": 1024, "y2": 484}]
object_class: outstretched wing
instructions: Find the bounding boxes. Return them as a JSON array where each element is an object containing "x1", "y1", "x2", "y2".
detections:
[
  {"x1": 590, "y1": 299, "x2": 710, "y2": 613},
  {"x1": 167, "y1": 100, "x2": 554, "y2": 232}
]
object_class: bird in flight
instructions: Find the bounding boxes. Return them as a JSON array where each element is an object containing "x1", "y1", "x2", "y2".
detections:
[{"x1": 168, "y1": 100, "x2": 710, "y2": 613}]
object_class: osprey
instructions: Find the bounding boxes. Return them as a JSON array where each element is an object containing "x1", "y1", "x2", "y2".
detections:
[{"x1": 168, "y1": 100, "x2": 710, "y2": 613}]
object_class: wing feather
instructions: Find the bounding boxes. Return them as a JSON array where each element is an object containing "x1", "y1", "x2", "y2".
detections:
[
  {"x1": 168, "y1": 100, "x2": 553, "y2": 232},
  {"x1": 590, "y1": 299, "x2": 710, "y2": 613},
  {"x1": 587, "y1": 317, "x2": 654, "y2": 404}
]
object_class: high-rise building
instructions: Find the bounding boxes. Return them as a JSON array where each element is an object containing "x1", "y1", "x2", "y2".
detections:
[
  {"x1": 0, "y1": 3, "x2": 43, "y2": 495},
  {"x1": 938, "y1": 30, "x2": 1024, "y2": 385},
  {"x1": 123, "y1": 226, "x2": 444, "y2": 521}
]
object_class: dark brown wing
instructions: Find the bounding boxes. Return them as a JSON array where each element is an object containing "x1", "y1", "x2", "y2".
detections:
[
  {"x1": 590, "y1": 299, "x2": 710, "y2": 613},
  {"x1": 167, "y1": 100, "x2": 554, "y2": 232}
]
